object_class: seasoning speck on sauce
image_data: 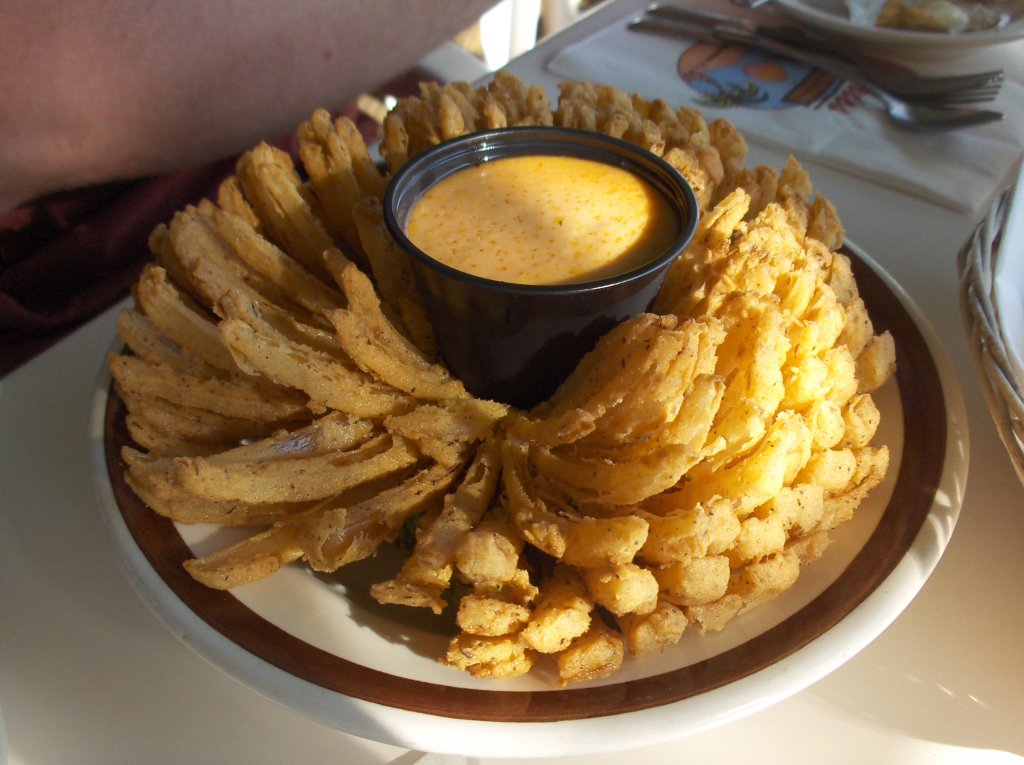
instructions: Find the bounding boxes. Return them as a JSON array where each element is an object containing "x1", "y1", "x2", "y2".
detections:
[{"x1": 405, "y1": 155, "x2": 678, "y2": 286}]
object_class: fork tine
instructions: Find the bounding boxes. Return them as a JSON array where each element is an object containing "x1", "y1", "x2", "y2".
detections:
[
  {"x1": 944, "y1": 70, "x2": 1004, "y2": 86},
  {"x1": 905, "y1": 87, "x2": 1002, "y2": 105},
  {"x1": 910, "y1": 70, "x2": 1003, "y2": 86},
  {"x1": 911, "y1": 72, "x2": 1004, "y2": 92},
  {"x1": 851, "y1": 64, "x2": 1004, "y2": 97}
]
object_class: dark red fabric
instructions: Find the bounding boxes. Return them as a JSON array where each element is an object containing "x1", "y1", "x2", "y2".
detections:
[
  {"x1": 0, "y1": 102, "x2": 382, "y2": 378},
  {"x1": 0, "y1": 161, "x2": 237, "y2": 377}
]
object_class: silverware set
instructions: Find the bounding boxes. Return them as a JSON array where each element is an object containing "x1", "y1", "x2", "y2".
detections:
[{"x1": 628, "y1": 3, "x2": 1005, "y2": 129}]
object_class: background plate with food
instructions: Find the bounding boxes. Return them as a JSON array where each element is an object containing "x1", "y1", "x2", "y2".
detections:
[{"x1": 773, "y1": 0, "x2": 1024, "y2": 51}]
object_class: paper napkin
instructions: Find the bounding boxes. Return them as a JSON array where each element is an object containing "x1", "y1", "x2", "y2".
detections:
[{"x1": 546, "y1": 16, "x2": 1024, "y2": 212}]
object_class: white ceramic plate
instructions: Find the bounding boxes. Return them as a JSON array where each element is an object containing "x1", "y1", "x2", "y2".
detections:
[
  {"x1": 773, "y1": 0, "x2": 1024, "y2": 51},
  {"x1": 90, "y1": 243, "x2": 969, "y2": 759}
]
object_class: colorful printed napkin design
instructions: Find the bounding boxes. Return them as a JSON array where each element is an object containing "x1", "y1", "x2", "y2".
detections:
[{"x1": 677, "y1": 42, "x2": 844, "y2": 109}]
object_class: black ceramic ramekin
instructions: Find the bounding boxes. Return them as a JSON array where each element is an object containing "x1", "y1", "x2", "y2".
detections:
[{"x1": 383, "y1": 126, "x2": 699, "y2": 410}]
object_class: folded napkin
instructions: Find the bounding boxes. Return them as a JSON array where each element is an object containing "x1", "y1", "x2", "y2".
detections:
[{"x1": 546, "y1": 16, "x2": 1024, "y2": 212}]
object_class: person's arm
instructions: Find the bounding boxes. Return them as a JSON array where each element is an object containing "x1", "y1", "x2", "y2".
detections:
[{"x1": 0, "y1": 0, "x2": 497, "y2": 213}]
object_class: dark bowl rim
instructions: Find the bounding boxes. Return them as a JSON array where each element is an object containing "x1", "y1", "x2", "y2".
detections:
[{"x1": 382, "y1": 125, "x2": 700, "y2": 297}]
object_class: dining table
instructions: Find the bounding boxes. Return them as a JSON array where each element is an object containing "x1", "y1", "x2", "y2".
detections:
[{"x1": 2, "y1": 0, "x2": 1023, "y2": 763}]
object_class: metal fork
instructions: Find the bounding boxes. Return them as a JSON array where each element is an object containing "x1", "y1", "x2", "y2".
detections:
[
  {"x1": 628, "y1": 16, "x2": 1005, "y2": 129},
  {"x1": 643, "y1": 3, "x2": 1005, "y2": 100}
]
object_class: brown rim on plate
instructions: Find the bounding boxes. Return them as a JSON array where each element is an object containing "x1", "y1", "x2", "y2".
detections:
[{"x1": 103, "y1": 247, "x2": 945, "y2": 722}]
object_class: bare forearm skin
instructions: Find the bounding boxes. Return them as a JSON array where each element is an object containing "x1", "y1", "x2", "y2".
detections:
[{"x1": 0, "y1": 0, "x2": 496, "y2": 213}]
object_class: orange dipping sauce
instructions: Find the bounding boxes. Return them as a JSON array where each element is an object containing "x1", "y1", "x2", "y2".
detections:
[{"x1": 405, "y1": 155, "x2": 679, "y2": 286}]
